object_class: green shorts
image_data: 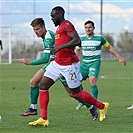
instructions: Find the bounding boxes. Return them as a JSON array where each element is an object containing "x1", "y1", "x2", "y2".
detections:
[
  {"x1": 42, "y1": 62, "x2": 50, "y2": 72},
  {"x1": 80, "y1": 60, "x2": 101, "y2": 80},
  {"x1": 59, "y1": 76, "x2": 69, "y2": 88}
]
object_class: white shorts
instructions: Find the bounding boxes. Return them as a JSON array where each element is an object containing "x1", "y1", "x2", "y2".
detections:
[{"x1": 44, "y1": 61, "x2": 83, "y2": 88}]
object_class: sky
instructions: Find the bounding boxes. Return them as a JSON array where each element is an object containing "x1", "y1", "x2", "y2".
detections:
[{"x1": 0, "y1": 0, "x2": 133, "y2": 52}]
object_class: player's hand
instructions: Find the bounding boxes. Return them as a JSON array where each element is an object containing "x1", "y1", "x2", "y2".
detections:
[
  {"x1": 50, "y1": 46, "x2": 61, "y2": 54},
  {"x1": 119, "y1": 58, "x2": 126, "y2": 66},
  {"x1": 49, "y1": 54, "x2": 56, "y2": 62},
  {"x1": 17, "y1": 58, "x2": 31, "y2": 65}
]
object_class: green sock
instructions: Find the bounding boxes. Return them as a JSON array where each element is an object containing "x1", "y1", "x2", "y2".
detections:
[
  {"x1": 80, "y1": 84, "x2": 83, "y2": 90},
  {"x1": 30, "y1": 86, "x2": 39, "y2": 104},
  {"x1": 91, "y1": 84, "x2": 98, "y2": 99}
]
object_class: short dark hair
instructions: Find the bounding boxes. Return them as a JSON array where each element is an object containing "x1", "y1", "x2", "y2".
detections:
[
  {"x1": 30, "y1": 18, "x2": 45, "y2": 27},
  {"x1": 84, "y1": 20, "x2": 95, "y2": 27},
  {"x1": 52, "y1": 6, "x2": 65, "y2": 15}
]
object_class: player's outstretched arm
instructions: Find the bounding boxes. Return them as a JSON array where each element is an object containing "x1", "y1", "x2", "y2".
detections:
[{"x1": 107, "y1": 45, "x2": 126, "y2": 66}]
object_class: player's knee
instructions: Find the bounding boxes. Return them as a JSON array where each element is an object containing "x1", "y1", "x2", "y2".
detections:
[
  {"x1": 30, "y1": 79, "x2": 37, "y2": 87},
  {"x1": 67, "y1": 89, "x2": 81, "y2": 98},
  {"x1": 39, "y1": 83, "x2": 49, "y2": 90},
  {"x1": 39, "y1": 78, "x2": 54, "y2": 90},
  {"x1": 89, "y1": 77, "x2": 97, "y2": 86},
  {"x1": 90, "y1": 82, "x2": 95, "y2": 86}
]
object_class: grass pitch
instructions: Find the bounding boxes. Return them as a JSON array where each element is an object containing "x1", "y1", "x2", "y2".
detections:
[{"x1": 0, "y1": 60, "x2": 132, "y2": 133}]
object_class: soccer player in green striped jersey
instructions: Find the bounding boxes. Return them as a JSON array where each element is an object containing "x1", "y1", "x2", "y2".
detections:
[
  {"x1": 18, "y1": 18, "x2": 55, "y2": 116},
  {"x1": 75, "y1": 20, "x2": 126, "y2": 110}
]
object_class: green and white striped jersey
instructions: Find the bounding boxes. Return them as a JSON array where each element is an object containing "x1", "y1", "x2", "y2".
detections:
[
  {"x1": 80, "y1": 34, "x2": 109, "y2": 62},
  {"x1": 43, "y1": 30, "x2": 55, "y2": 52},
  {"x1": 31, "y1": 30, "x2": 55, "y2": 65}
]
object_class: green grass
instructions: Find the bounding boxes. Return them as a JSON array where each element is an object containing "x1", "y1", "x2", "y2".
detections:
[{"x1": 0, "y1": 60, "x2": 132, "y2": 133}]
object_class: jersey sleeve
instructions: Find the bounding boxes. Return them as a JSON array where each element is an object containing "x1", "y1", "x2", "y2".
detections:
[
  {"x1": 101, "y1": 36, "x2": 109, "y2": 48},
  {"x1": 31, "y1": 52, "x2": 50, "y2": 65},
  {"x1": 63, "y1": 21, "x2": 76, "y2": 36}
]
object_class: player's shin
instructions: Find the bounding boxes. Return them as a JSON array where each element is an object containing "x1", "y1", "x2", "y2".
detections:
[
  {"x1": 91, "y1": 84, "x2": 98, "y2": 99},
  {"x1": 39, "y1": 90, "x2": 49, "y2": 120},
  {"x1": 30, "y1": 86, "x2": 39, "y2": 109}
]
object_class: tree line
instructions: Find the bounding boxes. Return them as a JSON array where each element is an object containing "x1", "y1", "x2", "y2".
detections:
[{"x1": 2, "y1": 30, "x2": 133, "y2": 60}]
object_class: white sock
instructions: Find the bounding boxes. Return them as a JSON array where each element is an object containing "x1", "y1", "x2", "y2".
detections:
[
  {"x1": 30, "y1": 104, "x2": 37, "y2": 109},
  {"x1": 89, "y1": 105, "x2": 94, "y2": 110}
]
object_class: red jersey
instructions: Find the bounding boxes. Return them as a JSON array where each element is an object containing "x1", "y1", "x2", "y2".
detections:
[{"x1": 54, "y1": 20, "x2": 79, "y2": 65}]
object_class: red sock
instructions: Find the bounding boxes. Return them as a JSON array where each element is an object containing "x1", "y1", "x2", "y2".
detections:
[
  {"x1": 73, "y1": 90, "x2": 104, "y2": 109},
  {"x1": 39, "y1": 90, "x2": 49, "y2": 120}
]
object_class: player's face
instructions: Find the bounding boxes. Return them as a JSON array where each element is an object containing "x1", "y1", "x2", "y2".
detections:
[
  {"x1": 33, "y1": 25, "x2": 46, "y2": 38},
  {"x1": 85, "y1": 23, "x2": 95, "y2": 36},
  {"x1": 51, "y1": 10, "x2": 61, "y2": 27}
]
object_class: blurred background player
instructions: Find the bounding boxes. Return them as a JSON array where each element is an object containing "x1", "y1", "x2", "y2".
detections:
[
  {"x1": 75, "y1": 20, "x2": 126, "y2": 110},
  {"x1": 0, "y1": 40, "x2": 3, "y2": 64},
  {"x1": 0, "y1": 40, "x2": 3, "y2": 121}
]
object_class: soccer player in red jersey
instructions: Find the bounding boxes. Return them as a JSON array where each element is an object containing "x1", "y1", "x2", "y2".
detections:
[{"x1": 28, "y1": 6, "x2": 109, "y2": 127}]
